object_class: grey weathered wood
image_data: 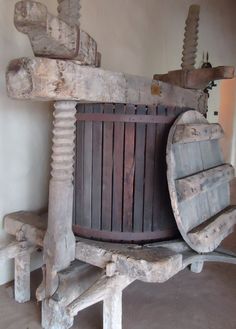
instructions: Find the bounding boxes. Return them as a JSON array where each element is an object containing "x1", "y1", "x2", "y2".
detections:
[
  {"x1": 44, "y1": 101, "x2": 76, "y2": 298},
  {"x1": 190, "y1": 261, "x2": 204, "y2": 273},
  {"x1": 6, "y1": 57, "x2": 207, "y2": 112},
  {"x1": 4, "y1": 211, "x2": 47, "y2": 247},
  {"x1": 75, "y1": 238, "x2": 183, "y2": 283},
  {"x1": 104, "y1": 290, "x2": 123, "y2": 329},
  {"x1": 14, "y1": 251, "x2": 31, "y2": 303},
  {"x1": 0, "y1": 241, "x2": 35, "y2": 263},
  {"x1": 173, "y1": 123, "x2": 224, "y2": 143},
  {"x1": 57, "y1": 0, "x2": 81, "y2": 27},
  {"x1": 176, "y1": 164, "x2": 234, "y2": 202},
  {"x1": 188, "y1": 206, "x2": 236, "y2": 252},
  {"x1": 14, "y1": 1, "x2": 98, "y2": 66},
  {"x1": 167, "y1": 110, "x2": 236, "y2": 253}
]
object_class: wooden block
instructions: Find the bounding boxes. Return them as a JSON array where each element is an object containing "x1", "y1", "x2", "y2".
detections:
[
  {"x1": 14, "y1": 1, "x2": 97, "y2": 65},
  {"x1": 6, "y1": 57, "x2": 207, "y2": 112},
  {"x1": 173, "y1": 123, "x2": 224, "y2": 143},
  {"x1": 188, "y1": 206, "x2": 236, "y2": 252},
  {"x1": 154, "y1": 66, "x2": 235, "y2": 90},
  {"x1": 176, "y1": 164, "x2": 235, "y2": 202}
]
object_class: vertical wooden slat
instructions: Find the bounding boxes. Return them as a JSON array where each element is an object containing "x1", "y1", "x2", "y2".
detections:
[
  {"x1": 83, "y1": 104, "x2": 93, "y2": 228},
  {"x1": 133, "y1": 105, "x2": 146, "y2": 232},
  {"x1": 112, "y1": 104, "x2": 125, "y2": 232},
  {"x1": 143, "y1": 106, "x2": 156, "y2": 232},
  {"x1": 75, "y1": 104, "x2": 85, "y2": 226},
  {"x1": 102, "y1": 104, "x2": 114, "y2": 231},
  {"x1": 92, "y1": 104, "x2": 103, "y2": 229},
  {"x1": 123, "y1": 104, "x2": 136, "y2": 232}
]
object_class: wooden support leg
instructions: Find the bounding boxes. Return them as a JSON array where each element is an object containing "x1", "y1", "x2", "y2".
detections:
[
  {"x1": 42, "y1": 299, "x2": 74, "y2": 329},
  {"x1": 190, "y1": 261, "x2": 204, "y2": 273},
  {"x1": 103, "y1": 290, "x2": 123, "y2": 329},
  {"x1": 44, "y1": 101, "x2": 77, "y2": 298},
  {"x1": 14, "y1": 251, "x2": 31, "y2": 303}
]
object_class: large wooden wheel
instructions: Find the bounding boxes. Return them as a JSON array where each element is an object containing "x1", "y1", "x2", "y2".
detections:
[{"x1": 167, "y1": 110, "x2": 236, "y2": 253}]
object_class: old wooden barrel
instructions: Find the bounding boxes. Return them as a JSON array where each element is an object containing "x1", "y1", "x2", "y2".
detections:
[{"x1": 73, "y1": 103, "x2": 189, "y2": 243}]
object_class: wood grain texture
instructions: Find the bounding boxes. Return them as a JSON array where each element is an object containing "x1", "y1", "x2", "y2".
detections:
[
  {"x1": 6, "y1": 57, "x2": 207, "y2": 112},
  {"x1": 173, "y1": 123, "x2": 224, "y2": 143},
  {"x1": 166, "y1": 110, "x2": 236, "y2": 253}
]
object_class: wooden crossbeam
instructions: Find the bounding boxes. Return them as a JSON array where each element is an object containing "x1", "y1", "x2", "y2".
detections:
[
  {"x1": 154, "y1": 66, "x2": 235, "y2": 90},
  {"x1": 14, "y1": 1, "x2": 99, "y2": 66},
  {"x1": 176, "y1": 164, "x2": 235, "y2": 202},
  {"x1": 173, "y1": 123, "x2": 224, "y2": 143},
  {"x1": 188, "y1": 206, "x2": 236, "y2": 252},
  {"x1": 6, "y1": 57, "x2": 207, "y2": 111}
]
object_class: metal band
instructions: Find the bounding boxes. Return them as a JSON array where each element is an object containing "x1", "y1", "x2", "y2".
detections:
[{"x1": 76, "y1": 113, "x2": 176, "y2": 124}]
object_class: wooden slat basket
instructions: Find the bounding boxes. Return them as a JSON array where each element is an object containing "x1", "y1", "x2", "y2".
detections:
[{"x1": 73, "y1": 103, "x2": 190, "y2": 243}]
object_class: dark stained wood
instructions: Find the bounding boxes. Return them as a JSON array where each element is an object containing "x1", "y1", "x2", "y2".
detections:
[
  {"x1": 112, "y1": 104, "x2": 125, "y2": 232},
  {"x1": 92, "y1": 104, "x2": 103, "y2": 230},
  {"x1": 123, "y1": 104, "x2": 136, "y2": 232},
  {"x1": 143, "y1": 106, "x2": 156, "y2": 231},
  {"x1": 74, "y1": 103, "x2": 186, "y2": 243},
  {"x1": 133, "y1": 105, "x2": 146, "y2": 232},
  {"x1": 102, "y1": 104, "x2": 114, "y2": 231},
  {"x1": 75, "y1": 104, "x2": 85, "y2": 226},
  {"x1": 83, "y1": 104, "x2": 93, "y2": 228}
]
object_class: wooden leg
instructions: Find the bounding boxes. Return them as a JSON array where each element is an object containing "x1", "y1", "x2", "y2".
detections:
[
  {"x1": 103, "y1": 290, "x2": 123, "y2": 329},
  {"x1": 42, "y1": 299, "x2": 74, "y2": 329},
  {"x1": 190, "y1": 261, "x2": 204, "y2": 273},
  {"x1": 14, "y1": 251, "x2": 31, "y2": 303}
]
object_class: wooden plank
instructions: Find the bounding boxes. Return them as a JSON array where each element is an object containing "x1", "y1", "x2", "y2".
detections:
[
  {"x1": 154, "y1": 66, "x2": 235, "y2": 90},
  {"x1": 75, "y1": 104, "x2": 85, "y2": 226},
  {"x1": 133, "y1": 105, "x2": 146, "y2": 232},
  {"x1": 176, "y1": 164, "x2": 235, "y2": 202},
  {"x1": 82, "y1": 104, "x2": 93, "y2": 228},
  {"x1": 188, "y1": 206, "x2": 236, "y2": 252},
  {"x1": 112, "y1": 104, "x2": 125, "y2": 232},
  {"x1": 91, "y1": 104, "x2": 103, "y2": 230},
  {"x1": 123, "y1": 105, "x2": 135, "y2": 232},
  {"x1": 102, "y1": 104, "x2": 114, "y2": 231},
  {"x1": 173, "y1": 123, "x2": 224, "y2": 144},
  {"x1": 167, "y1": 110, "x2": 234, "y2": 253},
  {"x1": 6, "y1": 57, "x2": 207, "y2": 113},
  {"x1": 15, "y1": 251, "x2": 31, "y2": 303},
  {"x1": 143, "y1": 106, "x2": 156, "y2": 231},
  {"x1": 15, "y1": 1, "x2": 97, "y2": 65}
]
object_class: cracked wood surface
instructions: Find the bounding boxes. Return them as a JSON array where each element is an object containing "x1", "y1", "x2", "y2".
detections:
[{"x1": 6, "y1": 57, "x2": 207, "y2": 112}]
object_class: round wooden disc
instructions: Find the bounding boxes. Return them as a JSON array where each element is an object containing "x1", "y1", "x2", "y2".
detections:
[{"x1": 166, "y1": 110, "x2": 236, "y2": 253}]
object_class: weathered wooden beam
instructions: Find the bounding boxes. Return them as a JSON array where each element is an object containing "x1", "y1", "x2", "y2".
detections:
[
  {"x1": 104, "y1": 290, "x2": 123, "y2": 329},
  {"x1": 43, "y1": 101, "x2": 76, "y2": 298},
  {"x1": 176, "y1": 164, "x2": 234, "y2": 202},
  {"x1": 173, "y1": 123, "x2": 224, "y2": 143},
  {"x1": 4, "y1": 211, "x2": 47, "y2": 247},
  {"x1": 6, "y1": 57, "x2": 207, "y2": 112},
  {"x1": 14, "y1": 1, "x2": 98, "y2": 66},
  {"x1": 66, "y1": 274, "x2": 132, "y2": 317},
  {"x1": 14, "y1": 251, "x2": 31, "y2": 303},
  {"x1": 154, "y1": 66, "x2": 235, "y2": 90},
  {"x1": 57, "y1": 0, "x2": 81, "y2": 27},
  {"x1": 188, "y1": 206, "x2": 236, "y2": 252},
  {"x1": 0, "y1": 241, "x2": 35, "y2": 262}
]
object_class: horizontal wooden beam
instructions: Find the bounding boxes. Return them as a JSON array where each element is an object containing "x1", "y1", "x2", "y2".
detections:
[
  {"x1": 14, "y1": 0, "x2": 99, "y2": 66},
  {"x1": 6, "y1": 57, "x2": 207, "y2": 110},
  {"x1": 188, "y1": 206, "x2": 236, "y2": 252},
  {"x1": 154, "y1": 66, "x2": 235, "y2": 90},
  {"x1": 4, "y1": 212, "x2": 47, "y2": 247},
  {"x1": 173, "y1": 123, "x2": 224, "y2": 143},
  {"x1": 0, "y1": 241, "x2": 35, "y2": 262},
  {"x1": 176, "y1": 164, "x2": 235, "y2": 202}
]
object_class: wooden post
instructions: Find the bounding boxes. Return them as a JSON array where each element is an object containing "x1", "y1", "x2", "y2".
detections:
[
  {"x1": 103, "y1": 290, "x2": 123, "y2": 329},
  {"x1": 14, "y1": 251, "x2": 31, "y2": 303},
  {"x1": 43, "y1": 101, "x2": 77, "y2": 298},
  {"x1": 190, "y1": 261, "x2": 204, "y2": 274}
]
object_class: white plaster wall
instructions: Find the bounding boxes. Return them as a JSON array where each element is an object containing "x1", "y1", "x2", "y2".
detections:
[{"x1": 0, "y1": 0, "x2": 235, "y2": 283}]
